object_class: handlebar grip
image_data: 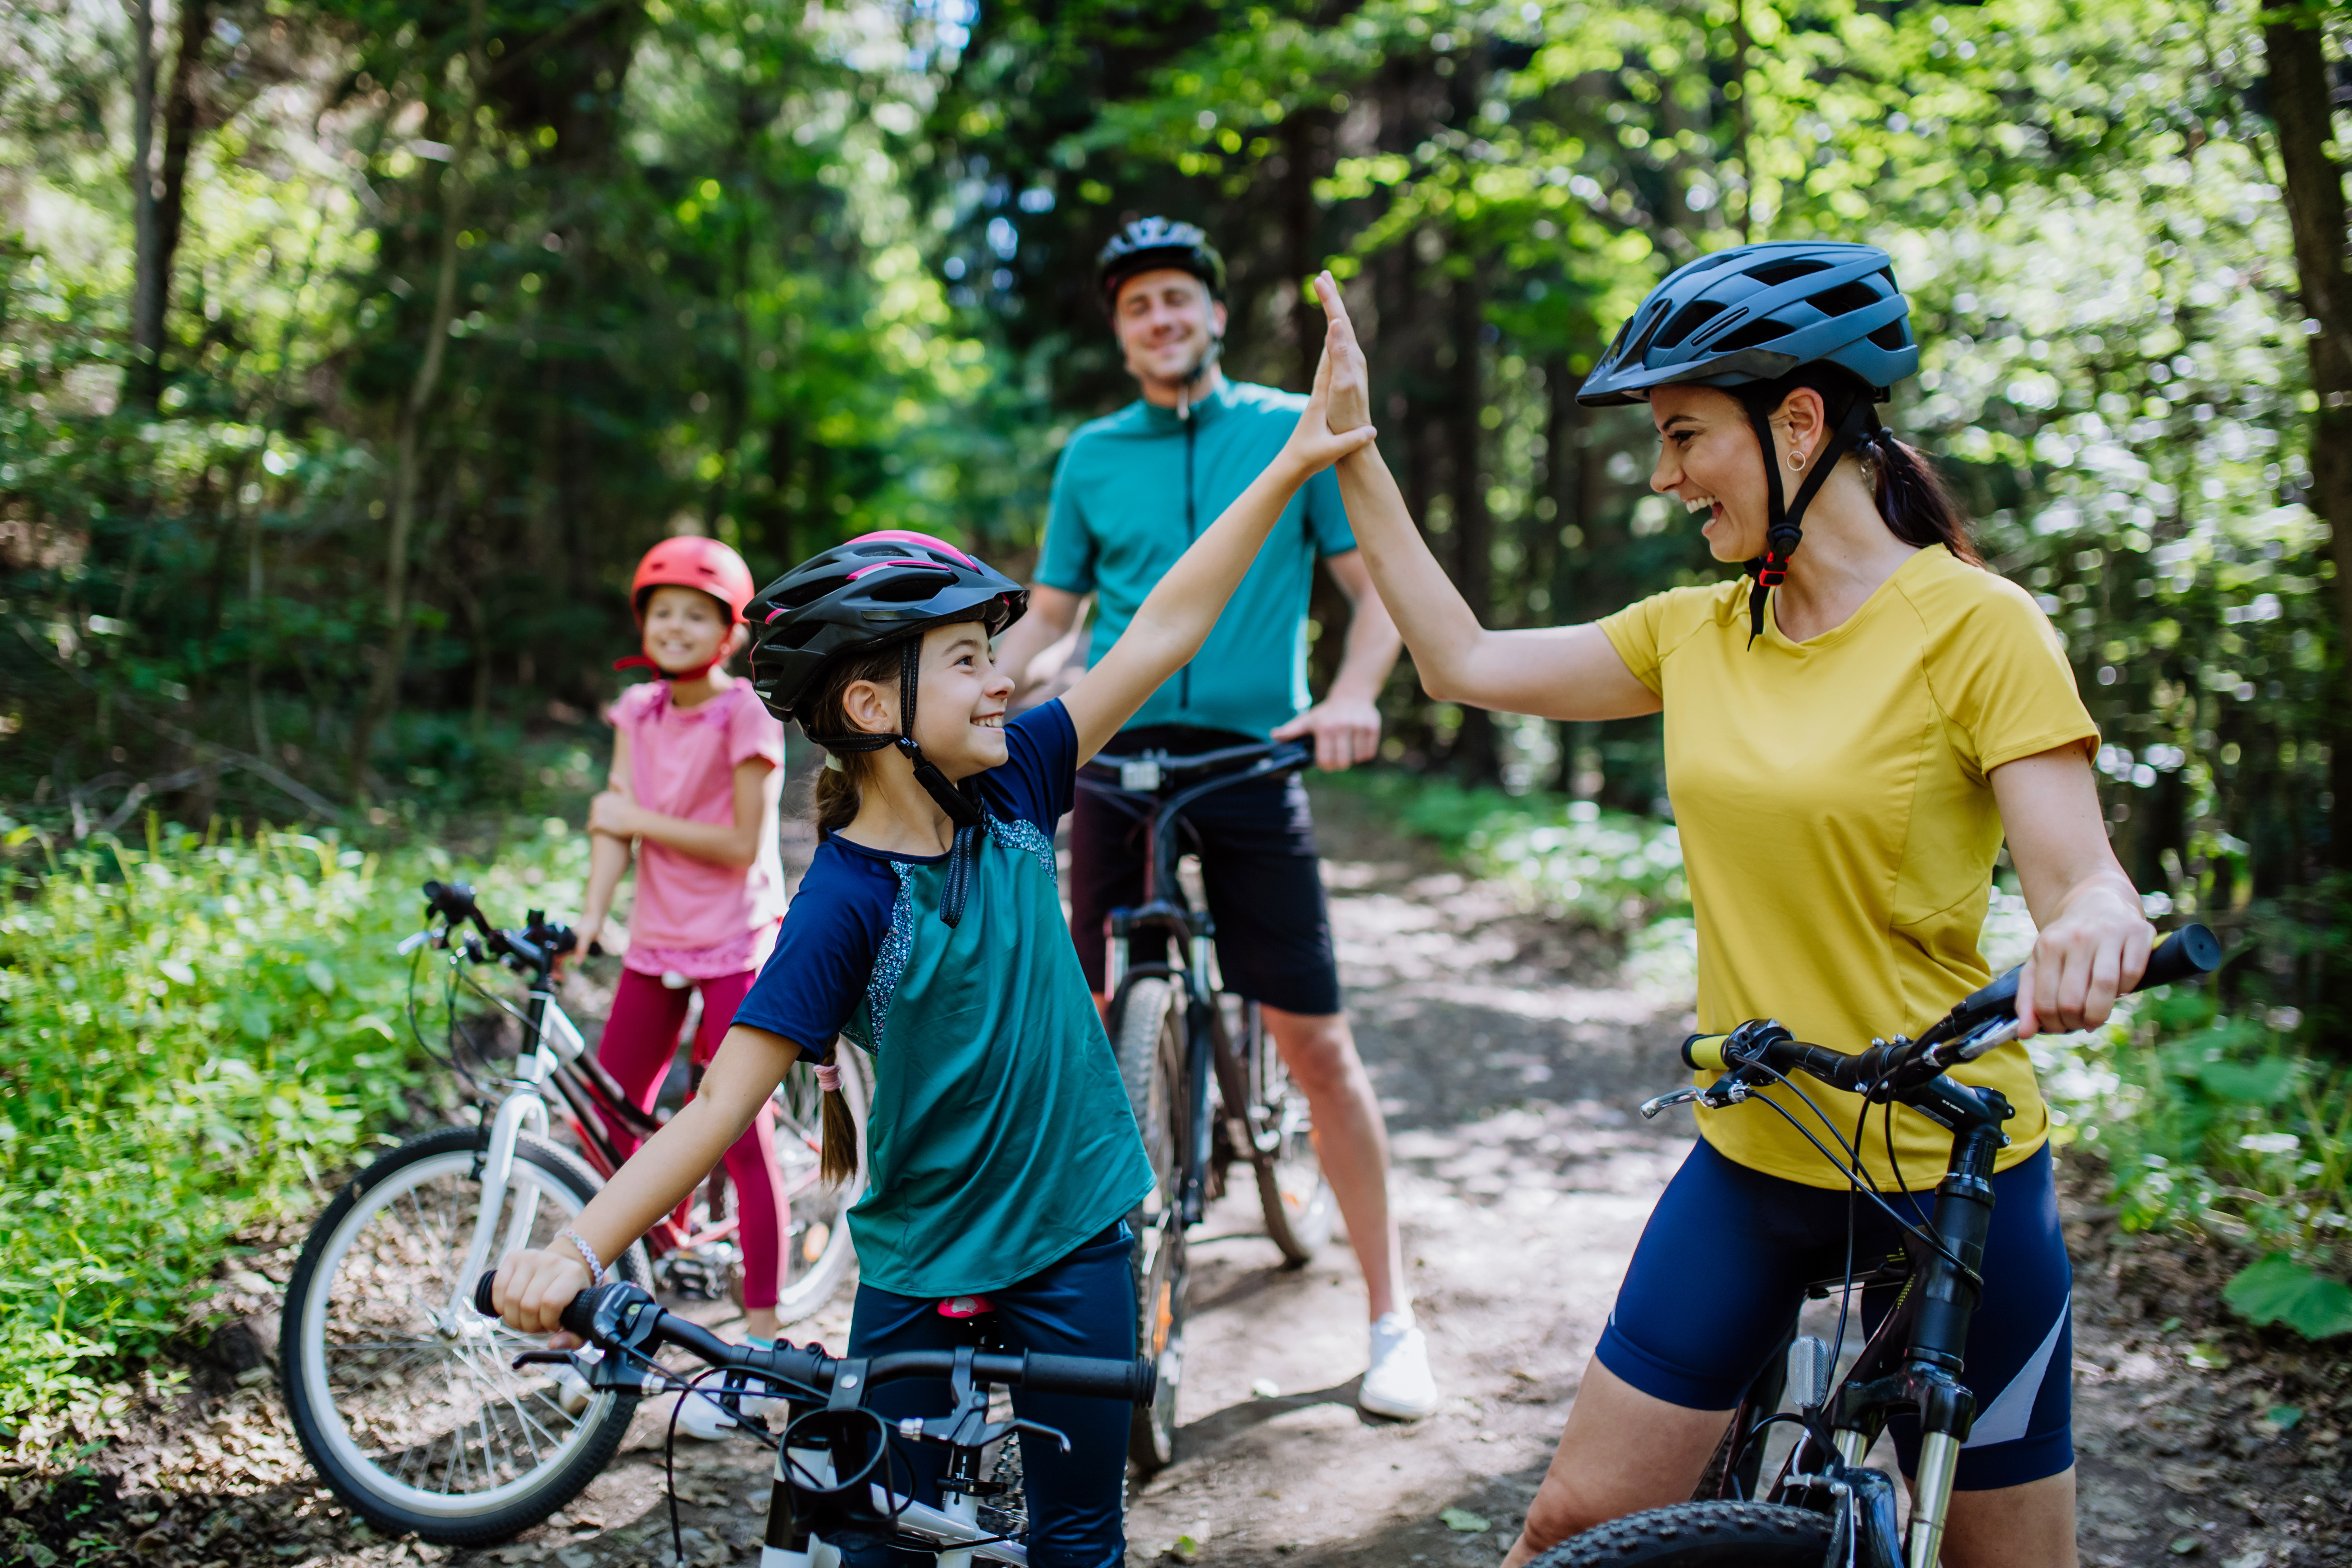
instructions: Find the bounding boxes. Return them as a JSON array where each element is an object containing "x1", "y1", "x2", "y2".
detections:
[
  {"x1": 1681, "y1": 1034, "x2": 1730, "y2": 1073},
  {"x1": 474, "y1": 1271, "x2": 499, "y2": 1317},
  {"x1": 2132, "y1": 923, "x2": 2220, "y2": 992},
  {"x1": 560, "y1": 1288, "x2": 604, "y2": 1340},
  {"x1": 1020, "y1": 1352, "x2": 1158, "y2": 1407}
]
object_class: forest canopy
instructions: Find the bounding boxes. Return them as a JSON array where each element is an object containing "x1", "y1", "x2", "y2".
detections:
[{"x1": 1, "y1": 0, "x2": 2348, "y2": 1007}]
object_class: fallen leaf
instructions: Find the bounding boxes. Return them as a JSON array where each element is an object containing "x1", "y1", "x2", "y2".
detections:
[
  {"x1": 1169, "y1": 1536, "x2": 1200, "y2": 1562},
  {"x1": 2169, "y1": 1536, "x2": 2203, "y2": 1557},
  {"x1": 1440, "y1": 1508, "x2": 1491, "y2": 1533}
]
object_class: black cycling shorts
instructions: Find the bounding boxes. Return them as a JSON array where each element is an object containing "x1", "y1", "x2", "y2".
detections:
[
  {"x1": 1069, "y1": 725, "x2": 1343, "y2": 1018},
  {"x1": 1597, "y1": 1138, "x2": 2074, "y2": 1491}
]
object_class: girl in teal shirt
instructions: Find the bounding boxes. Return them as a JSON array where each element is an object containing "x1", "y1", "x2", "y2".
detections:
[{"x1": 492, "y1": 298, "x2": 1374, "y2": 1566}]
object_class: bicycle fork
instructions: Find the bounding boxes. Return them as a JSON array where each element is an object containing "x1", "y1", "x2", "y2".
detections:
[
  {"x1": 1181, "y1": 933, "x2": 1216, "y2": 1226},
  {"x1": 450, "y1": 987, "x2": 582, "y2": 1315}
]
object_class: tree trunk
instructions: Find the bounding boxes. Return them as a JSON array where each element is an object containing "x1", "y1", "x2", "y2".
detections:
[
  {"x1": 133, "y1": 0, "x2": 212, "y2": 409},
  {"x1": 1283, "y1": 111, "x2": 1328, "y2": 390},
  {"x1": 2264, "y1": 0, "x2": 2352, "y2": 870},
  {"x1": 2264, "y1": 0, "x2": 2352, "y2": 1049},
  {"x1": 127, "y1": 0, "x2": 159, "y2": 402},
  {"x1": 348, "y1": 0, "x2": 489, "y2": 795}
]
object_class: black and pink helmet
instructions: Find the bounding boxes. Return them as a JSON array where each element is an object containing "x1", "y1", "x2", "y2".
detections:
[{"x1": 748, "y1": 530, "x2": 1028, "y2": 729}]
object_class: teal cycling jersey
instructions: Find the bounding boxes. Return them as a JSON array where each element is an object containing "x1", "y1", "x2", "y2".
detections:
[{"x1": 1037, "y1": 380, "x2": 1357, "y2": 740}]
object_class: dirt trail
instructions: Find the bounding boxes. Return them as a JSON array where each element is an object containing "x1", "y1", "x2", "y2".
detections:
[{"x1": 17, "y1": 790, "x2": 2347, "y2": 1568}]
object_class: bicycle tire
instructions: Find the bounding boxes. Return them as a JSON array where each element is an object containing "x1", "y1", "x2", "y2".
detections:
[
  {"x1": 1530, "y1": 1503, "x2": 1834, "y2": 1568},
  {"x1": 1235, "y1": 1004, "x2": 1334, "y2": 1265},
  {"x1": 1111, "y1": 975, "x2": 1188, "y2": 1473},
  {"x1": 282, "y1": 1126, "x2": 649, "y2": 1544}
]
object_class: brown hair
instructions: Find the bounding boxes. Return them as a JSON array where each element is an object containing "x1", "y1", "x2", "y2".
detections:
[
  {"x1": 1744, "y1": 365, "x2": 1981, "y2": 567},
  {"x1": 795, "y1": 639, "x2": 905, "y2": 1184}
]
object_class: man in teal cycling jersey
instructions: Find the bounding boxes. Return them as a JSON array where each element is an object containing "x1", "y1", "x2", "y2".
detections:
[{"x1": 992, "y1": 218, "x2": 1434, "y2": 1419}]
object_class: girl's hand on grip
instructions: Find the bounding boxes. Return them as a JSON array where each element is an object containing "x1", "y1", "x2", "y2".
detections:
[{"x1": 491, "y1": 1245, "x2": 590, "y2": 1349}]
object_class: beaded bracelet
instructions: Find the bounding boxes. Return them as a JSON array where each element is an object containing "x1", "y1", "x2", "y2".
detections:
[{"x1": 560, "y1": 1227, "x2": 612, "y2": 1286}]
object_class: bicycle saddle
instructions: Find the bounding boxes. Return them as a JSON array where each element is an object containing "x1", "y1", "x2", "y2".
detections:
[{"x1": 937, "y1": 1294, "x2": 996, "y2": 1318}]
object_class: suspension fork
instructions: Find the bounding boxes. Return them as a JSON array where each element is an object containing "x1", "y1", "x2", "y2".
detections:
[
  {"x1": 1181, "y1": 928, "x2": 1217, "y2": 1225},
  {"x1": 1901, "y1": 1116, "x2": 2003, "y2": 1568},
  {"x1": 451, "y1": 986, "x2": 556, "y2": 1313}
]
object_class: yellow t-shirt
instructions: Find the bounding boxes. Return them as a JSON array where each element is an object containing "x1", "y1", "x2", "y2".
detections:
[{"x1": 1600, "y1": 544, "x2": 2098, "y2": 1189}]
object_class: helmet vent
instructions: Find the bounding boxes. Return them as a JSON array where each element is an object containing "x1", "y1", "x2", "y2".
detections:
[
  {"x1": 767, "y1": 620, "x2": 824, "y2": 650},
  {"x1": 1655, "y1": 300, "x2": 1728, "y2": 350},
  {"x1": 868, "y1": 570, "x2": 959, "y2": 603},
  {"x1": 1808, "y1": 279, "x2": 1884, "y2": 318},
  {"x1": 773, "y1": 575, "x2": 849, "y2": 609},
  {"x1": 1711, "y1": 317, "x2": 1797, "y2": 352},
  {"x1": 1868, "y1": 319, "x2": 1912, "y2": 352},
  {"x1": 1748, "y1": 260, "x2": 1829, "y2": 287}
]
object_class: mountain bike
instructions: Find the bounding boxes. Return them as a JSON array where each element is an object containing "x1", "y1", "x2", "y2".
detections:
[
  {"x1": 1079, "y1": 738, "x2": 1337, "y2": 1472},
  {"x1": 1534, "y1": 922, "x2": 2220, "y2": 1568},
  {"x1": 281, "y1": 878, "x2": 870, "y2": 1544},
  {"x1": 470, "y1": 1272, "x2": 1156, "y2": 1568}
]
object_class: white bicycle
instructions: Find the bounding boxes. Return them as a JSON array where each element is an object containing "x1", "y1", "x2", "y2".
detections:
[{"x1": 280, "y1": 878, "x2": 870, "y2": 1543}]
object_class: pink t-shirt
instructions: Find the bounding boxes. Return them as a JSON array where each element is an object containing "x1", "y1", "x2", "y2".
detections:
[{"x1": 608, "y1": 679, "x2": 787, "y2": 978}]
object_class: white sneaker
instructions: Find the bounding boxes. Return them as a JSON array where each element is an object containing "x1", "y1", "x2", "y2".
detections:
[
  {"x1": 550, "y1": 1360, "x2": 593, "y2": 1417},
  {"x1": 1359, "y1": 1310, "x2": 1438, "y2": 1420}
]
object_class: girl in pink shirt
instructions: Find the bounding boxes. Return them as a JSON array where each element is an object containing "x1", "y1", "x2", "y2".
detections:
[{"x1": 577, "y1": 538, "x2": 791, "y2": 1370}]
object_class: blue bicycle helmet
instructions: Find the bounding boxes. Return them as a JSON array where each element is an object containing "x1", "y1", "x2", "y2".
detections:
[{"x1": 1579, "y1": 242, "x2": 1922, "y2": 645}]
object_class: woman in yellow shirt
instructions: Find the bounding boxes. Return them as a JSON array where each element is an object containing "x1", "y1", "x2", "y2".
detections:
[{"x1": 1304, "y1": 251, "x2": 2148, "y2": 1568}]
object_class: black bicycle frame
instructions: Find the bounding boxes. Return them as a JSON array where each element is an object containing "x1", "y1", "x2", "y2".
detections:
[{"x1": 1088, "y1": 741, "x2": 1310, "y2": 1224}]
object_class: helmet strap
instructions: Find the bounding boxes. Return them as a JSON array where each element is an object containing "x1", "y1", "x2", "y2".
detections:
[
  {"x1": 805, "y1": 638, "x2": 987, "y2": 848},
  {"x1": 1737, "y1": 389, "x2": 1879, "y2": 648}
]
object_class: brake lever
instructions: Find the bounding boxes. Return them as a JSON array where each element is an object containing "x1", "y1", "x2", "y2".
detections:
[{"x1": 1639, "y1": 1087, "x2": 1703, "y2": 1120}]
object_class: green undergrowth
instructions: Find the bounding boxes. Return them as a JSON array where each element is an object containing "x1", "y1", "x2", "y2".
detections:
[
  {"x1": 1341, "y1": 767, "x2": 2352, "y2": 1341},
  {"x1": 0, "y1": 814, "x2": 591, "y2": 1438}
]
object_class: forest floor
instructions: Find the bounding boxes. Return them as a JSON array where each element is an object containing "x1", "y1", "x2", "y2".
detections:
[{"x1": 11, "y1": 788, "x2": 2350, "y2": 1568}]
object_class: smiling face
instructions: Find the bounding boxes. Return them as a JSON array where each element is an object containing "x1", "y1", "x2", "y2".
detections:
[
  {"x1": 1113, "y1": 267, "x2": 1226, "y2": 388},
  {"x1": 839, "y1": 619, "x2": 1013, "y2": 781},
  {"x1": 640, "y1": 584, "x2": 735, "y2": 673},
  {"x1": 1649, "y1": 384, "x2": 1817, "y2": 563}
]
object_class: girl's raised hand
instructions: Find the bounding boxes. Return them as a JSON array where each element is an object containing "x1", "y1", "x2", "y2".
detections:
[{"x1": 1313, "y1": 273, "x2": 1372, "y2": 434}]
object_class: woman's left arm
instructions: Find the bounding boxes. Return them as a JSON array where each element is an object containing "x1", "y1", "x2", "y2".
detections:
[
  {"x1": 1991, "y1": 745, "x2": 2155, "y2": 1037},
  {"x1": 589, "y1": 757, "x2": 774, "y2": 869}
]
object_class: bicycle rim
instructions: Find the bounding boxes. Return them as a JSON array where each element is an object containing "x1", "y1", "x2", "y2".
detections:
[{"x1": 284, "y1": 1129, "x2": 641, "y2": 1533}]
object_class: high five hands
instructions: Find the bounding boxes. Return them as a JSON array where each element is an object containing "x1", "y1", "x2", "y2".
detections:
[
  {"x1": 1276, "y1": 274, "x2": 1379, "y2": 475},
  {"x1": 1312, "y1": 271, "x2": 1373, "y2": 436}
]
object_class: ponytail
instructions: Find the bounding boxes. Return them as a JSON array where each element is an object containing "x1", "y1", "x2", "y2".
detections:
[
  {"x1": 819, "y1": 1079, "x2": 860, "y2": 1186},
  {"x1": 793, "y1": 639, "x2": 904, "y2": 1189},
  {"x1": 1862, "y1": 430, "x2": 1981, "y2": 567}
]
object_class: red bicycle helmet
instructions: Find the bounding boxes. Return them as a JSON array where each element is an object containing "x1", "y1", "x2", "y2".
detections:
[{"x1": 631, "y1": 535, "x2": 756, "y2": 624}]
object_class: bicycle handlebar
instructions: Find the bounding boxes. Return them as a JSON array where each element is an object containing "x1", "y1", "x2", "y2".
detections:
[
  {"x1": 414, "y1": 880, "x2": 577, "y2": 973},
  {"x1": 471, "y1": 1275, "x2": 1157, "y2": 1407},
  {"x1": 1682, "y1": 923, "x2": 2220, "y2": 1094}
]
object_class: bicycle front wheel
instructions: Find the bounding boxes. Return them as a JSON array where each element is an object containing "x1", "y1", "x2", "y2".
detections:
[
  {"x1": 1530, "y1": 1503, "x2": 1834, "y2": 1567},
  {"x1": 281, "y1": 1126, "x2": 648, "y2": 1544},
  {"x1": 1111, "y1": 974, "x2": 1188, "y2": 1473}
]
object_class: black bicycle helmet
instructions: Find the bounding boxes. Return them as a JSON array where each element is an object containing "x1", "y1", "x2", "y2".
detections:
[
  {"x1": 1096, "y1": 217, "x2": 1226, "y2": 312},
  {"x1": 749, "y1": 530, "x2": 1027, "y2": 870},
  {"x1": 1579, "y1": 242, "x2": 1921, "y2": 646}
]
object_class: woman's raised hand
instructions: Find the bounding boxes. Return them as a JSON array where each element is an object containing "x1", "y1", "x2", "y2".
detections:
[
  {"x1": 1313, "y1": 272, "x2": 1372, "y2": 434},
  {"x1": 1278, "y1": 273, "x2": 1378, "y2": 475}
]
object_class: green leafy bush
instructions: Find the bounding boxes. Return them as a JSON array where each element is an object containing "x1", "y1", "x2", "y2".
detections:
[{"x1": 0, "y1": 816, "x2": 590, "y2": 1428}]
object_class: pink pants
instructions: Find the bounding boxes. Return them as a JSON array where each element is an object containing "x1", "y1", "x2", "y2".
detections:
[{"x1": 598, "y1": 965, "x2": 786, "y2": 1311}]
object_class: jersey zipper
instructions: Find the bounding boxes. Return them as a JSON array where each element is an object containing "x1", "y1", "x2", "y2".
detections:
[{"x1": 1180, "y1": 413, "x2": 1197, "y2": 713}]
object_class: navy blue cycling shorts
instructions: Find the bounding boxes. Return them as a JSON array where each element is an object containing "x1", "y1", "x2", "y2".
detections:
[
  {"x1": 836, "y1": 1222, "x2": 1134, "y2": 1568},
  {"x1": 1595, "y1": 1139, "x2": 2074, "y2": 1492}
]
